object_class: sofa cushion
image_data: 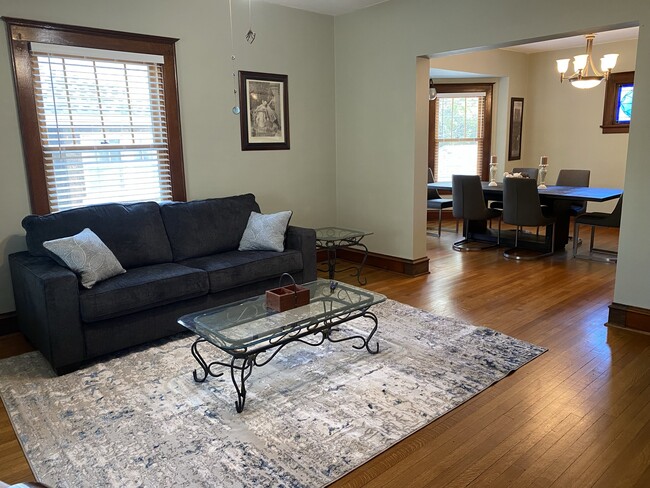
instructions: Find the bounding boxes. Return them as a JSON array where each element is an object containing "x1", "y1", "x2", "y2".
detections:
[
  {"x1": 43, "y1": 228, "x2": 126, "y2": 289},
  {"x1": 180, "y1": 250, "x2": 303, "y2": 293},
  {"x1": 79, "y1": 263, "x2": 209, "y2": 323},
  {"x1": 23, "y1": 202, "x2": 173, "y2": 269},
  {"x1": 160, "y1": 194, "x2": 261, "y2": 261}
]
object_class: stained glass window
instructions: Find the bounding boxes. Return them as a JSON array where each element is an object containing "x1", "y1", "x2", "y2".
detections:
[
  {"x1": 616, "y1": 84, "x2": 634, "y2": 123},
  {"x1": 602, "y1": 71, "x2": 634, "y2": 134}
]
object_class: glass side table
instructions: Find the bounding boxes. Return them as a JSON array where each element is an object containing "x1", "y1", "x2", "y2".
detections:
[{"x1": 315, "y1": 227, "x2": 372, "y2": 285}]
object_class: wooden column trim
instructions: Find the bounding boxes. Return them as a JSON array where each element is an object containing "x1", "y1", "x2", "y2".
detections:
[
  {"x1": 318, "y1": 248, "x2": 430, "y2": 277},
  {"x1": 606, "y1": 302, "x2": 650, "y2": 334}
]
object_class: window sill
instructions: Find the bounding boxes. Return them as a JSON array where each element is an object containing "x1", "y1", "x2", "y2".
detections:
[{"x1": 601, "y1": 124, "x2": 630, "y2": 134}]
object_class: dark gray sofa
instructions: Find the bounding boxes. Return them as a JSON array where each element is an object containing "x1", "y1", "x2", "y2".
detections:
[{"x1": 9, "y1": 194, "x2": 317, "y2": 375}]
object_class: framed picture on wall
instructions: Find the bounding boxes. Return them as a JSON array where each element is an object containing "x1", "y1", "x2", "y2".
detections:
[
  {"x1": 508, "y1": 97, "x2": 524, "y2": 161},
  {"x1": 238, "y1": 71, "x2": 290, "y2": 151}
]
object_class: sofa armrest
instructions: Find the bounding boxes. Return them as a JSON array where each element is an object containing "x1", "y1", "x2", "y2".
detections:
[
  {"x1": 285, "y1": 226, "x2": 317, "y2": 282},
  {"x1": 9, "y1": 251, "x2": 85, "y2": 374}
]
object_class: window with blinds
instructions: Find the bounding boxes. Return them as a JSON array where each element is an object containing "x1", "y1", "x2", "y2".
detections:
[
  {"x1": 428, "y1": 83, "x2": 493, "y2": 183},
  {"x1": 31, "y1": 44, "x2": 171, "y2": 212},
  {"x1": 433, "y1": 93, "x2": 485, "y2": 182},
  {"x1": 5, "y1": 18, "x2": 186, "y2": 215}
]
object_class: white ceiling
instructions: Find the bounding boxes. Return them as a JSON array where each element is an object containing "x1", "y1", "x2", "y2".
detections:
[
  {"x1": 262, "y1": 0, "x2": 390, "y2": 16},
  {"x1": 261, "y1": 2, "x2": 638, "y2": 55},
  {"x1": 502, "y1": 27, "x2": 639, "y2": 54}
]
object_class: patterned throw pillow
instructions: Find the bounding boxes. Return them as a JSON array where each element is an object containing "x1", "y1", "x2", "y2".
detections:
[
  {"x1": 43, "y1": 228, "x2": 126, "y2": 289},
  {"x1": 238, "y1": 211, "x2": 293, "y2": 252}
]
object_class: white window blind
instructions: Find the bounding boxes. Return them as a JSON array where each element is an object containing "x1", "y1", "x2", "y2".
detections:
[
  {"x1": 30, "y1": 44, "x2": 172, "y2": 212},
  {"x1": 433, "y1": 94, "x2": 486, "y2": 182}
]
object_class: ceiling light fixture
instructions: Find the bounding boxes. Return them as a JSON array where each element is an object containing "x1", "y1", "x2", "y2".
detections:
[{"x1": 556, "y1": 34, "x2": 618, "y2": 89}]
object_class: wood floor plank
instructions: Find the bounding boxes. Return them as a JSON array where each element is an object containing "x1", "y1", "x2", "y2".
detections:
[
  {"x1": 2, "y1": 225, "x2": 649, "y2": 487},
  {"x1": 550, "y1": 381, "x2": 650, "y2": 487}
]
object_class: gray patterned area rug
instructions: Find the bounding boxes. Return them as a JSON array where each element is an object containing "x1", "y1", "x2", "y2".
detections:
[{"x1": 0, "y1": 300, "x2": 546, "y2": 488}]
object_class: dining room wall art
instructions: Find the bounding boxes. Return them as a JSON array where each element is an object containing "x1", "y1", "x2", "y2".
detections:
[{"x1": 508, "y1": 97, "x2": 524, "y2": 161}]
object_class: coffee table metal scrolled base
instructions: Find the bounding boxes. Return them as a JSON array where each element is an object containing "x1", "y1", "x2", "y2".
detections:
[{"x1": 191, "y1": 308, "x2": 378, "y2": 413}]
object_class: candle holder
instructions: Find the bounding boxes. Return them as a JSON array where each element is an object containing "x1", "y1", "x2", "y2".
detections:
[
  {"x1": 488, "y1": 160, "x2": 498, "y2": 186},
  {"x1": 538, "y1": 158, "x2": 548, "y2": 189}
]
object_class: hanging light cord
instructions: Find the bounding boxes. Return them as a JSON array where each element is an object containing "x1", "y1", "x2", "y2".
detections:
[{"x1": 228, "y1": 0, "x2": 240, "y2": 114}]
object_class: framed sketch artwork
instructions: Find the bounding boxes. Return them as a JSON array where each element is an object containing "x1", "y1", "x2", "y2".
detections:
[
  {"x1": 508, "y1": 97, "x2": 524, "y2": 161},
  {"x1": 238, "y1": 71, "x2": 290, "y2": 150}
]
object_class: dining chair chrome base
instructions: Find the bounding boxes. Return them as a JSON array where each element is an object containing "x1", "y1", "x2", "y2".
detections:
[
  {"x1": 503, "y1": 248, "x2": 555, "y2": 260},
  {"x1": 573, "y1": 223, "x2": 618, "y2": 263},
  {"x1": 452, "y1": 238, "x2": 499, "y2": 252},
  {"x1": 574, "y1": 250, "x2": 618, "y2": 263},
  {"x1": 500, "y1": 222, "x2": 555, "y2": 261}
]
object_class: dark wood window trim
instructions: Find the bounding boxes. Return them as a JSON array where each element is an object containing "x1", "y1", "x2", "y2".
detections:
[
  {"x1": 428, "y1": 83, "x2": 494, "y2": 181},
  {"x1": 2, "y1": 17, "x2": 186, "y2": 214},
  {"x1": 601, "y1": 71, "x2": 634, "y2": 134}
]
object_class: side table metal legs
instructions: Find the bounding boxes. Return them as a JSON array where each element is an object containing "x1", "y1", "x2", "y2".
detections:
[{"x1": 320, "y1": 240, "x2": 369, "y2": 285}]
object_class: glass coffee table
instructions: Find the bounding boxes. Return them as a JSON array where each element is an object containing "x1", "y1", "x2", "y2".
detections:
[{"x1": 178, "y1": 279, "x2": 386, "y2": 412}]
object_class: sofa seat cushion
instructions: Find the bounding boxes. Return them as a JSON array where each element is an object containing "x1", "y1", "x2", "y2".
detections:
[
  {"x1": 80, "y1": 263, "x2": 209, "y2": 323},
  {"x1": 180, "y1": 250, "x2": 303, "y2": 293}
]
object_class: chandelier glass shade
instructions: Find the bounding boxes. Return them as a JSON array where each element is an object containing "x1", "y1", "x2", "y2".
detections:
[{"x1": 556, "y1": 34, "x2": 618, "y2": 89}]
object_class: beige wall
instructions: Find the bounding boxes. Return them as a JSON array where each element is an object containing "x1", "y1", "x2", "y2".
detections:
[
  {"x1": 429, "y1": 48, "x2": 531, "y2": 175},
  {"x1": 0, "y1": 0, "x2": 336, "y2": 314},
  {"x1": 334, "y1": 0, "x2": 650, "y2": 309}
]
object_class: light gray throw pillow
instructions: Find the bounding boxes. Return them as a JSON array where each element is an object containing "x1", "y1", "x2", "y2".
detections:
[
  {"x1": 43, "y1": 228, "x2": 126, "y2": 289},
  {"x1": 238, "y1": 211, "x2": 292, "y2": 252}
]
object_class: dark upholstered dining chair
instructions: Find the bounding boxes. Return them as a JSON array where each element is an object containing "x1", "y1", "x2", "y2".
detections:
[
  {"x1": 556, "y1": 169, "x2": 590, "y2": 240},
  {"x1": 451, "y1": 174, "x2": 501, "y2": 251},
  {"x1": 427, "y1": 189, "x2": 457, "y2": 237},
  {"x1": 427, "y1": 168, "x2": 457, "y2": 237},
  {"x1": 556, "y1": 169, "x2": 591, "y2": 216},
  {"x1": 500, "y1": 177, "x2": 556, "y2": 260},
  {"x1": 489, "y1": 167, "x2": 540, "y2": 214},
  {"x1": 573, "y1": 196, "x2": 623, "y2": 262}
]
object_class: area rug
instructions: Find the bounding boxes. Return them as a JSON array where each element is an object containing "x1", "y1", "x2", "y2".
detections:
[{"x1": 0, "y1": 300, "x2": 546, "y2": 488}]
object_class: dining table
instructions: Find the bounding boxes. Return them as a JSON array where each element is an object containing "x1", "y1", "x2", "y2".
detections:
[{"x1": 428, "y1": 180, "x2": 623, "y2": 252}]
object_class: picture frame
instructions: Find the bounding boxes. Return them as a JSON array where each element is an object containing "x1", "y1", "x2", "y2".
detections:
[
  {"x1": 508, "y1": 97, "x2": 524, "y2": 161},
  {"x1": 238, "y1": 71, "x2": 290, "y2": 151}
]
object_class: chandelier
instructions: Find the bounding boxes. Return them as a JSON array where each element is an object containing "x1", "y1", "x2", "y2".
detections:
[{"x1": 556, "y1": 34, "x2": 618, "y2": 89}]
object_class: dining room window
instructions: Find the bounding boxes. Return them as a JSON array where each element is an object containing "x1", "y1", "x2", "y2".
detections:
[
  {"x1": 602, "y1": 71, "x2": 634, "y2": 134},
  {"x1": 4, "y1": 18, "x2": 186, "y2": 214},
  {"x1": 429, "y1": 83, "x2": 493, "y2": 181}
]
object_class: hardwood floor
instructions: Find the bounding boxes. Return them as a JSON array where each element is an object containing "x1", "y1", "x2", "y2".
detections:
[{"x1": 1, "y1": 224, "x2": 649, "y2": 487}]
